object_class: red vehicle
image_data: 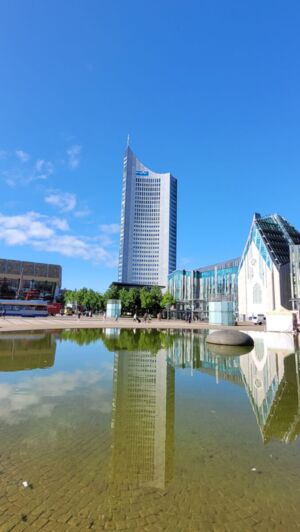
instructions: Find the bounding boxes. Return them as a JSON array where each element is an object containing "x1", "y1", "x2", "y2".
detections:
[
  {"x1": 25, "y1": 289, "x2": 40, "y2": 300},
  {"x1": 47, "y1": 302, "x2": 61, "y2": 316}
]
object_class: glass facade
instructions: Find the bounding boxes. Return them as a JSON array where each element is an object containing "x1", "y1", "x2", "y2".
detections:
[
  {"x1": 118, "y1": 146, "x2": 177, "y2": 287},
  {"x1": 0, "y1": 258, "x2": 62, "y2": 300},
  {"x1": 106, "y1": 299, "x2": 122, "y2": 318},
  {"x1": 290, "y1": 244, "x2": 300, "y2": 312},
  {"x1": 168, "y1": 258, "x2": 240, "y2": 319},
  {"x1": 240, "y1": 213, "x2": 300, "y2": 272}
]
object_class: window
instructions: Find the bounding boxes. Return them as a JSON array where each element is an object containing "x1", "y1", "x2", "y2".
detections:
[{"x1": 253, "y1": 283, "x2": 262, "y2": 304}]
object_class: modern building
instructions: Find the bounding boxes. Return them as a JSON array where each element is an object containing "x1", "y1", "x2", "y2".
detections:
[
  {"x1": 118, "y1": 145, "x2": 177, "y2": 287},
  {"x1": 0, "y1": 258, "x2": 62, "y2": 300},
  {"x1": 290, "y1": 244, "x2": 300, "y2": 314},
  {"x1": 238, "y1": 213, "x2": 300, "y2": 319},
  {"x1": 168, "y1": 258, "x2": 240, "y2": 320}
]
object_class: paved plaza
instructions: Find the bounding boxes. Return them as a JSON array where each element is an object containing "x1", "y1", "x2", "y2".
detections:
[{"x1": 0, "y1": 315, "x2": 262, "y2": 334}]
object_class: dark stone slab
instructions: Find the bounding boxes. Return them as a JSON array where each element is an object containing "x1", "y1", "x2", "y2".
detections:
[{"x1": 206, "y1": 330, "x2": 254, "y2": 347}]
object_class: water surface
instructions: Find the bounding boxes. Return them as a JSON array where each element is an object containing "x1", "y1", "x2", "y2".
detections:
[{"x1": 0, "y1": 328, "x2": 299, "y2": 531}]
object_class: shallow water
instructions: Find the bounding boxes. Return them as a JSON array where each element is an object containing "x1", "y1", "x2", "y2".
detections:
[{"x1": 0, "y1": 328, "x2": 299, "y2": 531}]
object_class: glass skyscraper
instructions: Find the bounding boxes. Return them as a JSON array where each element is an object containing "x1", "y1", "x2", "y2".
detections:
[{"x1": 118, "y1": 145, "x2": 177, "y2": 287}]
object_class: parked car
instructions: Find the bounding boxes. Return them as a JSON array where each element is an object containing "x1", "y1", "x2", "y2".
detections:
[{"x1": 250, "y1": 314, "x2": 266, "y2": 325}]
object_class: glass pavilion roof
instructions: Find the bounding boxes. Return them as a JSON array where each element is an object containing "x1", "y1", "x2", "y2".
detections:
[{"x1": 256, "y1": 215, "x2": 300, "y2": 266}]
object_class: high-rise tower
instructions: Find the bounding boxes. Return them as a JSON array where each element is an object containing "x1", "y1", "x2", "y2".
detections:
[{"x1": 118, "y1": 145, "x2": 177, "y2": 287}]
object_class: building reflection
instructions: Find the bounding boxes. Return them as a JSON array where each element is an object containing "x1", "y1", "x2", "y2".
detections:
[
  {"x1": 167, "y1": 330, "x2": 300, "y2": 444},
  {"x1": 0, "y1": 332, "x2": 56, "y2": 371},
  {"x1": 168, "y1": 330, "x2": 242, "y2": 384},
  {"x1": 111, "y1": 348, "x2": 175, "y2": 488},
  {"x1": 240, "y1": 333, "x2": 300, "y2": 443}
]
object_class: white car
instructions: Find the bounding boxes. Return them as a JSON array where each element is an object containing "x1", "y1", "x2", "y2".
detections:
[{"x1": 250, "y1": 314, "x2": 266, "y2": 325}]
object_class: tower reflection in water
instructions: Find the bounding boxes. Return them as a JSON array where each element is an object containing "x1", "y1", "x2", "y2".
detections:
[
  {"x1": 111, "y1": 345, "x2": 175, "y2": 488},
  {"x1": 0, "y1": 332, "x2": 56, "y2": 372}
]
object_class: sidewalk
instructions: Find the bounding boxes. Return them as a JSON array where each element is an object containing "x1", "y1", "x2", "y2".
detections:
[{"x1": 0, "y1": 315, "x2": 263, "y2": 333}]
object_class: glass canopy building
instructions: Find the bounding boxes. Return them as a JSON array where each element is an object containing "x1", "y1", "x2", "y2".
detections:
[
  {"x1": 118, "y1": 145, "x2": 177, "y2": 287},
  {"x1": 168, "y1": 258, "x2": 240, "y2": 319},
  {"x1": 238, "y1": 213, "x2": 300, "y2": 318}
]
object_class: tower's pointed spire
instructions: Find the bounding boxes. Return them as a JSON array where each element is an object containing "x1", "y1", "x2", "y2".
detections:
[{"x1": 126, "y1": 133, "x2": 130, "y2": 148}]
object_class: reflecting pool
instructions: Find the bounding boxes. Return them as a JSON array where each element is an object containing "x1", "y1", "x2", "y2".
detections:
[{"x1": 0, "y1": 328, "x2": 299, "y2": 531}]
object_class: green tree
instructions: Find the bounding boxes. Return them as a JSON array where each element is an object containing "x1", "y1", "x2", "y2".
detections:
[
  {"x1": 149, "y1": 286, "x2": 162, "y2": 313},
  {"x1": 126, "y1": 288, "x2": 141, "y2": 313},
  {"x1": 103, "y1": 284, "x2": 120, "y2": 306},
  {"x1": 77, "y1": 287, "x2": 88, "y2": 306},
  {"x1": 64, "y1": 289, "x2": 78, "y2": 305},
  {"x1": 140, "y1": 288, "x2": 153, "y2": 311},
  {"x1": 63, "y1": 288, "x2": 104, "y2": 311},
  {"x1": 119, "y1": 288, "x2": 130, "y2": 312},
  {"x1": 161, "y1": 291, "x2": 176, "y2": 308}
]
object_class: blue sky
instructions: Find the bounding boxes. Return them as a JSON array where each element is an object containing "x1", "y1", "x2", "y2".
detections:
[{"x1": 0, "y1": 0, "x2": 299, "y2": 291}]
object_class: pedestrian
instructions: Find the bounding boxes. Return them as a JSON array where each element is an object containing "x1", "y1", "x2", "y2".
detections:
[
  {"x1": 115, "y1": 314, "x2": 119, "y2": 322},
  {"x1": 133, "y1": 313, "x2": 137, "y2": 321},
  {"x1": 78, "y1": 311, "x2": 81, "y2": 319}
]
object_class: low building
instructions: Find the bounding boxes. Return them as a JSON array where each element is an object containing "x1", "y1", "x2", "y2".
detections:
[
  {"x1": 168, "y1": 258, "x2": 240, "y2": 320},
  {"x1": 0, "y1": 258, "x2": 62, "y2": 300},
  {"x1": 238, "y1": 213, "x2": 300, "y2": 319}
]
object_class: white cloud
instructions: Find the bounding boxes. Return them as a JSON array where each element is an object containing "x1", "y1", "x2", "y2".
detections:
[
  {"x1": 67, "y1": 144, "x2": 81, "y2": 169},
  {"x1": 15, "y1": 150, "x2": 30, "y2": 163},
  {"x1": 74, "y1": 207, "x2": 91, "y2": 218},
  {"x1": 0, "y1": 211, "x2": 118, "y2": 266},
  {"x1": 99, "y1": 224, "x2": 120, "y2": 235},
  {"x1": 2, "y1": 156, "x2": 54, "y2": 187},
  {"x1": 0, "y1": 369, "x2": 112, "y2": 425},
  {"x1": 34, "y1": 159, "x2": 54, "y2": 180},
  {"x1": 98, "y1": 224, "x2": 120, "y2": 247},
  {"x1": 0, "y1": 212, "x2": 55, "y2": 243},
  {"x1": 45, "y1": 191, "x2": 77, "y2": 212},
  {"x1": 51, "y1": 217, "x2": 70, "y2": 231}
]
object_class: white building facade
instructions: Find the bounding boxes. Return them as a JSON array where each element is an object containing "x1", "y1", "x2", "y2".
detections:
[
  {"x1": 238, "y1": 213, "x2": 300, "y2": 319},
  {"x1": 118, "y1": 146, "x2": 177, "y2": 287}
]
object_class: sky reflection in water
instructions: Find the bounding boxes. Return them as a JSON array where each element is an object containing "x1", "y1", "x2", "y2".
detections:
[{"x1": 0, "y1": 328, "x2": 299, "y2": 530}]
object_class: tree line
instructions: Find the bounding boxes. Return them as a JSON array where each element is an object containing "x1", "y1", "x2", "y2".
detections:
[{"x1": 63, "y1": 284, "x2": 176, "y2": 315}]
